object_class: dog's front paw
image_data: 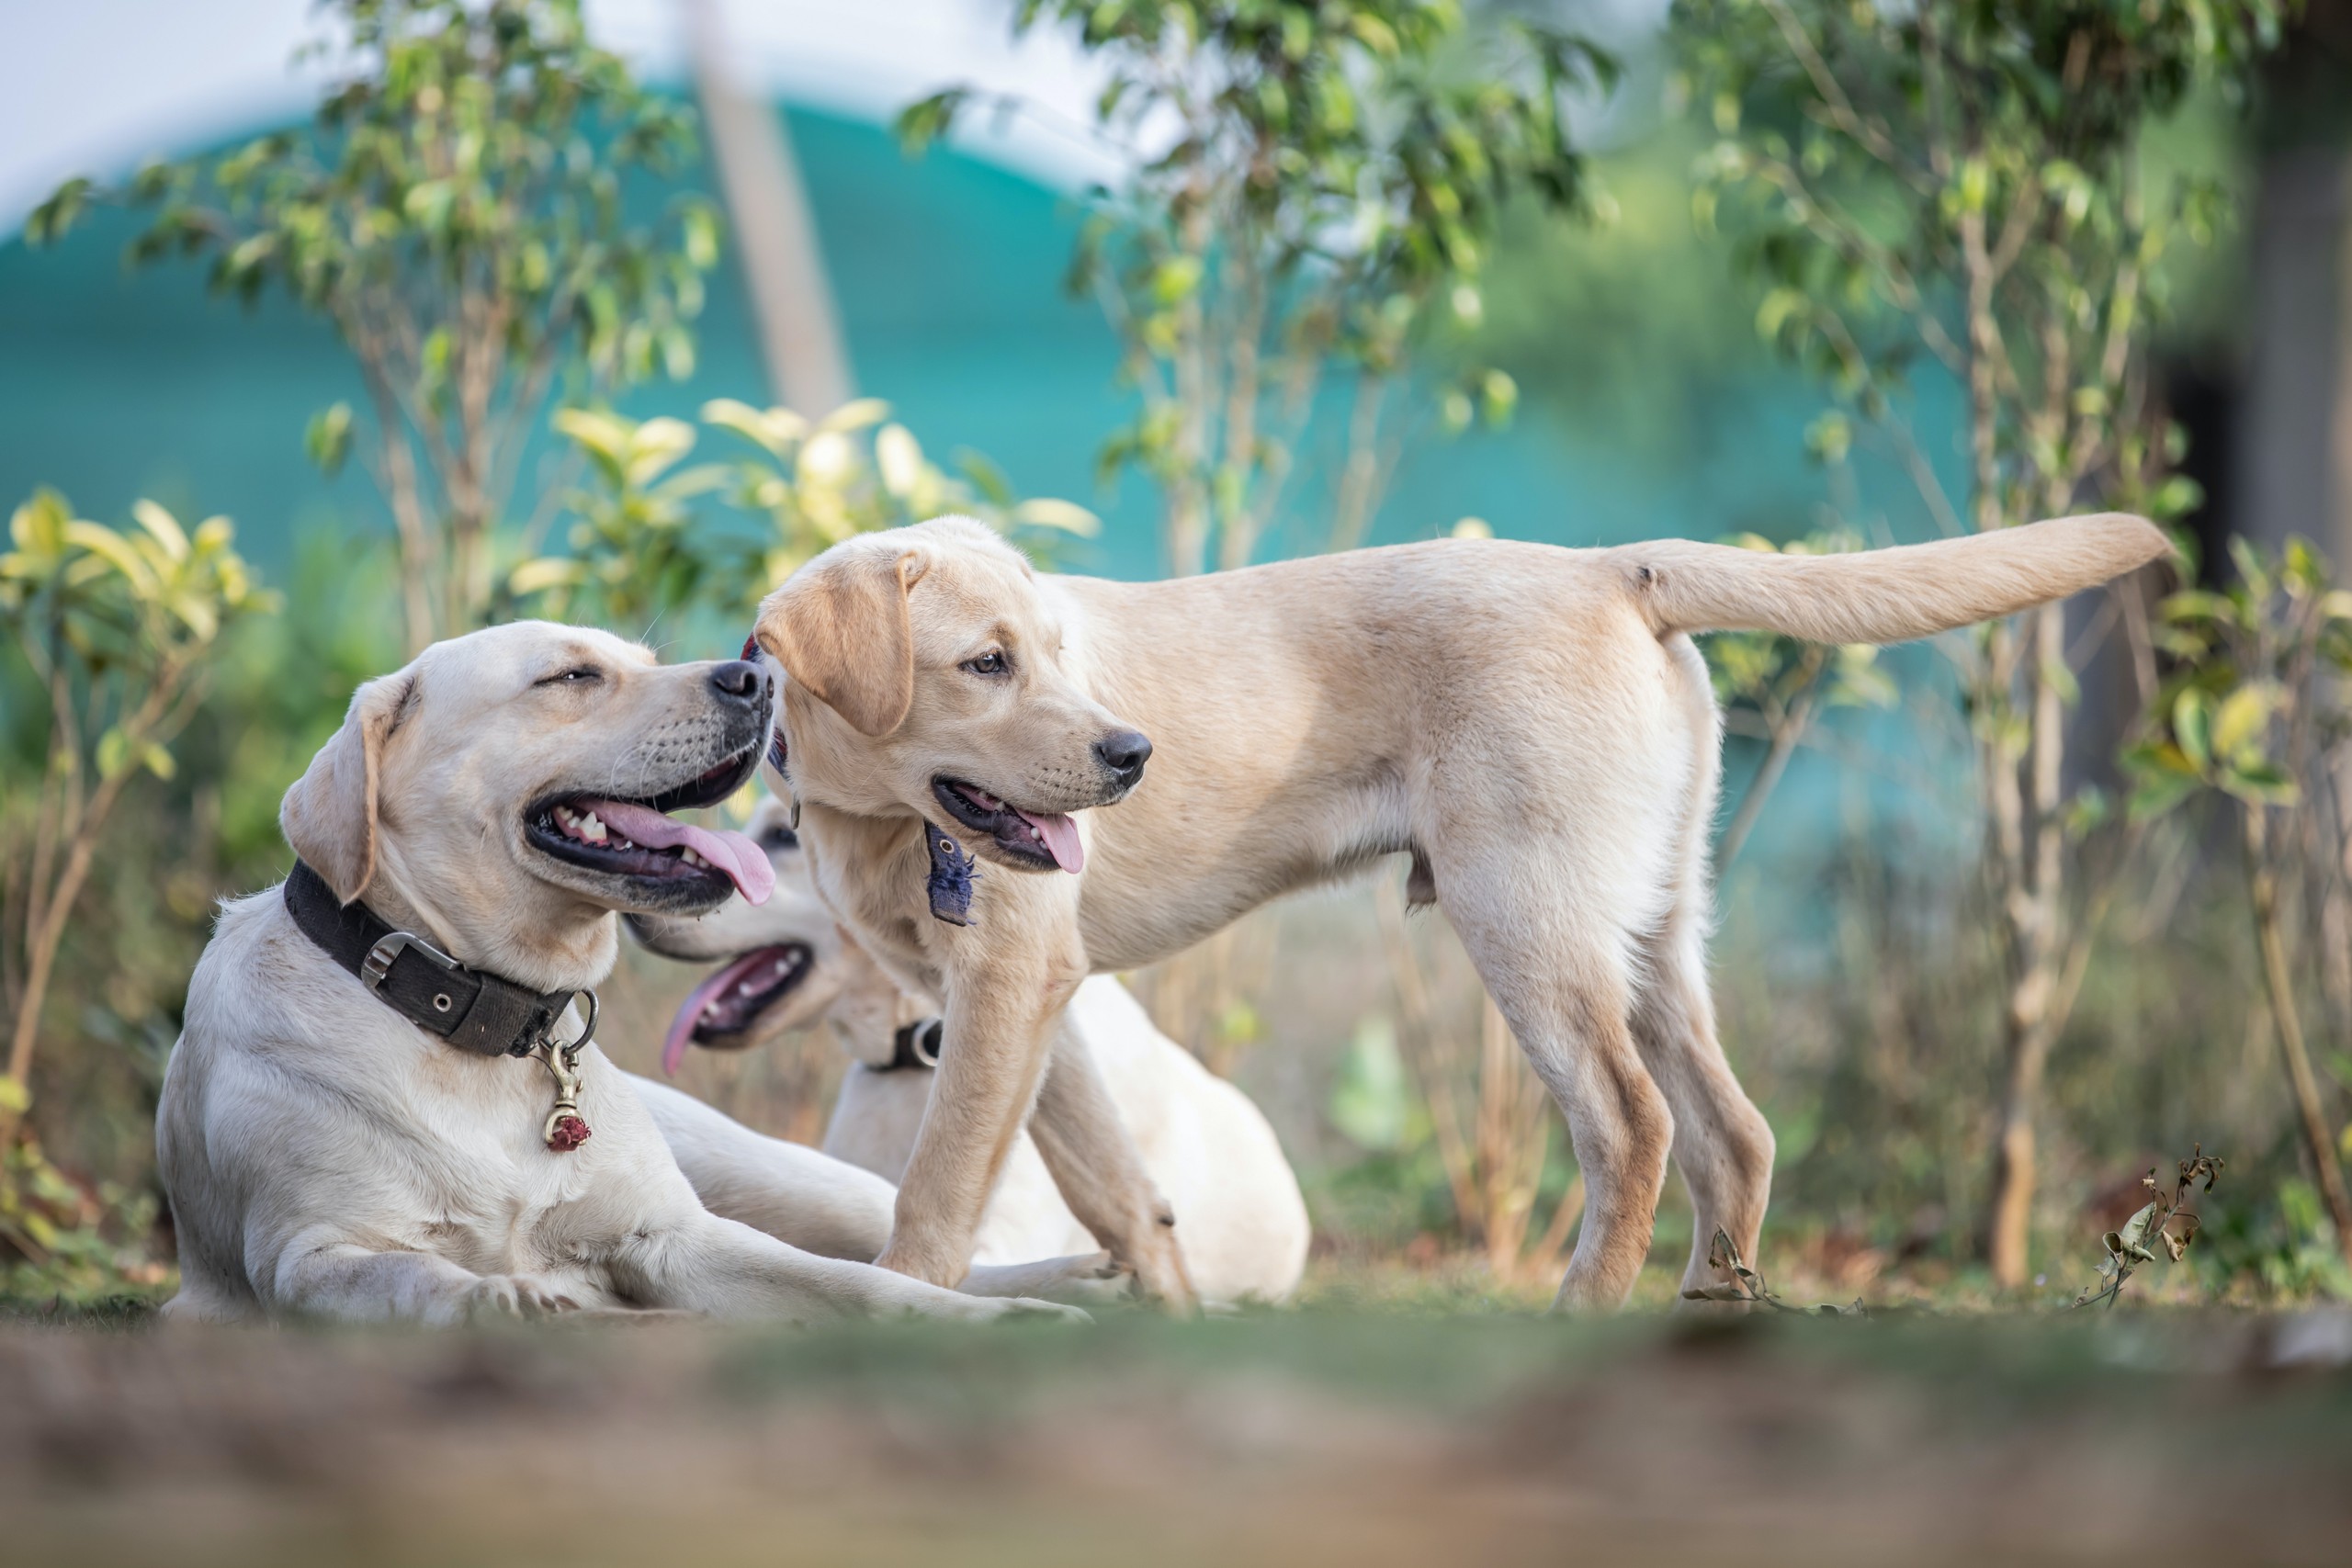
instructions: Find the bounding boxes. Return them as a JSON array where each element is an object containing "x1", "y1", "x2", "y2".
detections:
[
  {"x1": 989, "y1": 1295, "x2": 1092, "y2": 1325},
  {"x1": 1038, "y1": 1250, "x2": 1137, "y2": 1305},
  {"x1": 463, "y1": 1273, "x2": 581, "y2": 1321}
]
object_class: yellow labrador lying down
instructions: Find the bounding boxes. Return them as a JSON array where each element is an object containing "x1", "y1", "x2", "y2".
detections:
[
  {"x1": 629, "y1": 797, "x2": 1311, "y2": 1306},
  {"x1": 157, "y1": 623, "x2": 1096, "y2": 1325},
  {"x1": 749, "y1": 512, "x2": 2171, "y2": 1311}
]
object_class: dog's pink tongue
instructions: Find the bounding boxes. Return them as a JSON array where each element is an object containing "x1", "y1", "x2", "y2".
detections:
[
  {"x1": 580, "y1": 798, "x2": 775, "y2": 906},
  {"x1": 661, "y1": 956, "x2": 748, "y2": 1076},
  {"x1": 1015, "y1": 810, "x2": 1084, "y2": 874}
]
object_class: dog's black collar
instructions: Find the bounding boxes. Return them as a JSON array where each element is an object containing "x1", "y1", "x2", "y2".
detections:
[
  {"x1": 282, "y1": 861, "x2": 582, "y2": 1060},
  {"x1": 878, "y1": 1018, "x2": 944, "y2": 1073}
]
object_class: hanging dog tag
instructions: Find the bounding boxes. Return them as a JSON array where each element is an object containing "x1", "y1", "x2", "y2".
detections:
[
  {"x1": 925, "y1": 824, "x2": 978, "y2": 926},
  {"x1": 537, "y1": 993, "x2": 597, "y2": 1152}
]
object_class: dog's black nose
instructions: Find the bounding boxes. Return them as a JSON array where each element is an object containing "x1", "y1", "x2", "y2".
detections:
[
  {"x1": 710, "y1": 660, "x2": 763, "y2": 705},
  {"x1": 1094, "y1": 729, "x2": 1153, "y2": 784}
]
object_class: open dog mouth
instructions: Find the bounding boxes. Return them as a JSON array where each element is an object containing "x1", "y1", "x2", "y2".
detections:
[
  {"x1": 660, "y1": 942, "x2": 813, "y2": 1075},
  {"x1": 932, "y1": 777, "x2": 1084, "y2": 874},
  {"x1": 525, "y1": 744, "x2": 775, "y2": 905}
]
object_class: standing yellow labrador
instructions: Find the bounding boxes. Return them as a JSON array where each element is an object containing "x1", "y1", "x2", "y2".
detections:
[{"x1": 751, "y1": 513, "x2": 2168, "y2": 1310}]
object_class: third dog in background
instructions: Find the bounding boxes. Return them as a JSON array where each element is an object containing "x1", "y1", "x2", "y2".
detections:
[{"x1": 631, "y1": 796, "x2": 1311, "y2": 1306}]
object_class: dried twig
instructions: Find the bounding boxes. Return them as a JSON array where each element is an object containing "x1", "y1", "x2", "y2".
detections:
[
  {"x1": 1681, "y1": 1228, "x2": 1866, "y2": 1316},
  {"x1": 2070, "y1": 1145, "x2": 2224, "y2": 1310}
]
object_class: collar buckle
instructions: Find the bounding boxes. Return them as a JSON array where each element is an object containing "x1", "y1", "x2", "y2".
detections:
[{"x1": 360, "y1": 930, "x2": 459, "y2": 993}]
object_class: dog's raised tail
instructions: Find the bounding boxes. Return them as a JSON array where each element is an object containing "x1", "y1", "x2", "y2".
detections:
[{"x1": 1620, "y1": 513, "x2": 2171, "y2": 646}]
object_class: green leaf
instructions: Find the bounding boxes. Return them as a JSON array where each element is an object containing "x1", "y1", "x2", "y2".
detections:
[
  {"x1": 305, "y1": 401, "x2": 355, "y2": 478},
  {"x1": 26, "y1": 176, "x2": 93, "y2": 247},
  {"x1": 96, "y1": 727, "x2": 135, "y2": 781},
  {"x1": 814, "y1": 398, "x2": 893, "y2": 435},
  {"x1": 2159, "y1": 590, "x2": 2234, "y2": 624},
  {"x1": 2126, "y1": 768, "x2": 2199, "y2": 822},
  {"x1": 2173, "y1": 688, "x2": 2213, "y2": 772},
  {"x1": 14, "y1": 490, "x2": 78, "y2": 561},
  {"x1": 2220, "y1": 761, "x2": 2299, "y2": 807},
  {"x1": 1329, "y1": 1016, "x2": 1413, "y2": 1152},
  {"x1": 1009, "y1": 498, "x2": 1102, "y2": 536},
  {"x1": 2211, "y1": 684, "x2": 2276, "y2": 764},
  {"x1": 62, "y1": 521, "x2": 160, "y2": 598},
  {"x1": 508, "y1": 558, "x2": 586, "y2": 596},
  {"x1": 130, "y1": 500, "x2": 189, "y2": 562}
]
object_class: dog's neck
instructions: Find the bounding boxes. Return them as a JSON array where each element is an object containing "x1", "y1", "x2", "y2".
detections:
[{"x1": 358, "y1": 848, "x2": 620, "y2": 996}]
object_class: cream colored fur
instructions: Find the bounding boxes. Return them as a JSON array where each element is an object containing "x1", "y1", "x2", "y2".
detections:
[
  {"x1": 752, "y1": 513, "x2": 2169, "y2": 1310},
  {"x1": 157, "y1": 622, "x2": 1092, "y2": 1325},
  {"x1": 630, "y1": 798, "x2": 1311, "y2": 1304}
]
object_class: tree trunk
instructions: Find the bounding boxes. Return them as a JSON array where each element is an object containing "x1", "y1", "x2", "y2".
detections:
[
  {"x1": 684, "y1": 0, "x2": 852, "y2": 418},
  {"x1": 1985, "y1": 602, "x2": 2071, "y2": 1288}
]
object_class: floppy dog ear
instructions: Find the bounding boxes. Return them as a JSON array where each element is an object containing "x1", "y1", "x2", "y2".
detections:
[
  {"x1": 280, "y1": 671, "x2": 416, "y2": 904},
  {"x1": 755, "y1": 547, "x2": 924, "y2": 737}
]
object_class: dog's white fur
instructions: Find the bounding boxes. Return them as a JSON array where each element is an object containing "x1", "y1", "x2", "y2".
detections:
[
  {"x1": 630, "y1": 798, "x2": 1311, "y2": 1304},
  {"x1": 751, "y1": 513, "x2": 2171, "y2": 1310},
  {"x1": 157, "y1": 622, "x2": 1088, "y2": 1325}
]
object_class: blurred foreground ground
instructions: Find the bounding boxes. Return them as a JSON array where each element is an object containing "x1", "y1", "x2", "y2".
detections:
[{"x1": 5, "y1": 1295, "x2": 2350, "y2": 1568}]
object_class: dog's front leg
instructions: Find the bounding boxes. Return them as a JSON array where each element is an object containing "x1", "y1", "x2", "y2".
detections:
[
  {"x1": 871, "y1": 916, "x2": 1078, "y2": 1291},
  {"x1": 620, "y1": 1213, "x2": 1083, "y2": 1323},
  {"x1": 1027, "y1": 1016, "x2": 1198, "y2": 1312},
  {"x1": 270, "y1": 1232, "x2": 579, "y2": 1325}
]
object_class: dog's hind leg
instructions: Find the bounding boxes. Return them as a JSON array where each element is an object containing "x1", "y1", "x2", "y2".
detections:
[
  {"x1": 1442, "y1": 871, "x2": 1673, "y2": 1312},
  {"x1": 1631, "y1": 914, "x2": 1775, "y2": 1303},
  {"x1": 1627, "y1": 632, "x2": 1775, "y2": 1303}
]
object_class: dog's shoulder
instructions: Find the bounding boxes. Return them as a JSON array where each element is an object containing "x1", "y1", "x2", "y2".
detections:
[{"x1": 185, "y1": 886, "x2": 368, "y2": 1058}]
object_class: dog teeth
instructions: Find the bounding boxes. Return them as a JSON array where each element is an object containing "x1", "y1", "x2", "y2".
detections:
[
  {"x1": 681, "y1": 849, "x2": 709, "y2": 869},
  {"x1": 552, "y1": 806, "x2": 610, "y2": 846}
]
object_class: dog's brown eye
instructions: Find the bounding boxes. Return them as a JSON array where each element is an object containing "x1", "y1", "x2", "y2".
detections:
[
  {"x1": 537, "y1": 666, "x2": 602, "y2": 687},
  {"x1": 963, "y1": 651, "x2": 1008, "y2": 677}
]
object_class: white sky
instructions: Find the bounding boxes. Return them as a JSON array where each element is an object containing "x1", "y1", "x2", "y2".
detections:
[
  {"x1": 0, "y1": 0, "x2": 1125, "y2": 231},
  {"x1": 0, "y1": 0, "x2": 1668, "y2": 233}
]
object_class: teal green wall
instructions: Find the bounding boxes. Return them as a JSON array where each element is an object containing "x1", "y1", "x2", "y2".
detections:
[{"x1": 0, "y1": 107, "x2": 1959, "y2": 585}]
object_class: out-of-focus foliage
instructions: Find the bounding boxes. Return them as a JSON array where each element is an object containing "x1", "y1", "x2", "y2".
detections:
[
  {"x1": 29, "y1": 0, "x2": 718, "y2": 650},
  {"x1": 1706, "y1": 528, "x2": 1901, "y2": 868},
  {"x1": 1679, "y1": 0, "x2": 2279, "y2": 533},
  {"x1": 0, "y1": 1132, "x2": 170, "y2": 1304},
  {"x1": 507, "y1": 401, "x2": 1100, "y2": 627},
  {"x1": 2127, "y1": 536, "x2": 2351, "y2": 818},
  {"x1": 2, "y1": 491, "x2": 273, "y2": 1302},
  {"x1": 1676, "y1": 0, "x2": 2289, "y2": 1289},
  {"x1": 2125, "y1": 537, "x2": 2352, "y2": 1261},
  {"x1": 1708, "y1": 531, "x2": 1901, "y2": 716},
  {"x1": 902, "y1": 0, "x2": 1611, "y2": 571}
]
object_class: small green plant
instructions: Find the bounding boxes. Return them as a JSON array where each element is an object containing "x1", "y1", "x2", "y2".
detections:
[
  {"x1": 507, "y1": 400, "x2": 1099, "y2": 627},
  {"x1": 2071, "y1": 1145, "x2": 2222, "y2": 1309},
  {"x1": 902, "y1": 0, "x2": 1610, "y2": 573},
  {"x1": 1, "y1": 491, "x2": 275, "y2": 1125},
  {"x1": 30, "y1": 0, "x2": 718, "y2": 652},
  {"x1": 1, "y1": 491, "x2": 267, "y2": 1303},
  {"x1": 0, "y1": 1130, "x2": 172, "y2": 1304},
  {"x1": 2124, "y1": 537, "x2": 2352, "y2": 1264}
]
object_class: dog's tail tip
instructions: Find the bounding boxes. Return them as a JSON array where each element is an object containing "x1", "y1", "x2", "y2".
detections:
[{"x1": 2057, "y1": 509, "x2": 2174, "y2": 570}]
